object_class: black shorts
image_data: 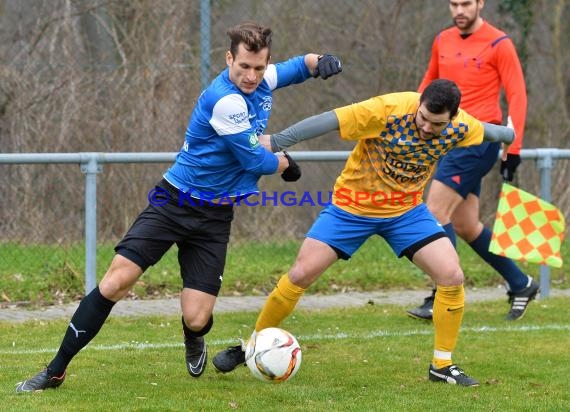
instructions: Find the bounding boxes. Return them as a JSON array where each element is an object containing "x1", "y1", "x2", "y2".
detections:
[{"x1": 115, "y1": 179, "x2": 234, "y2": 296}]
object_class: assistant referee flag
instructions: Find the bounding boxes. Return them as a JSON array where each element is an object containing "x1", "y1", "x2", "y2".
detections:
[{"x1": 490, "y1": 183, "x2": 565, "y2": 268}]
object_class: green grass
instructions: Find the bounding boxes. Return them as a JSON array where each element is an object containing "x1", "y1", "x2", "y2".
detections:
[
  {"x1": 1, "y1": 238, "x2": 569, "y2": 306},
  {"x1": 1, "y1": 298, "x2": 569, "y2": 411}
]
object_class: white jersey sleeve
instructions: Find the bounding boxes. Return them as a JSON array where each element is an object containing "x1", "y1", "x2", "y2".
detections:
[
  {"x1": 209, "y1": 94, "x2": 251, "y2": 136},
  {"x1": 263, "y1": 64, "x2": 278, "y2": 90}
]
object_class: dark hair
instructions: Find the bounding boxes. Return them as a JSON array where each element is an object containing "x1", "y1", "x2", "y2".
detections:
[
  {"x1": 419, "y1": 79, "x2": 462, "y2": 119},
  {"x1": 227, "y1": 22, "x2": 272, "y2": 58}
]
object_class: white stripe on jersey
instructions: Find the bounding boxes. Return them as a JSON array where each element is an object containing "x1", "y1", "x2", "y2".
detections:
[
  {"x1": 210, "y1": 94, "x2": 250, "y2": 136},
  {"x1": 263, "y1": 64, "x2": 278, "y2": 90}
]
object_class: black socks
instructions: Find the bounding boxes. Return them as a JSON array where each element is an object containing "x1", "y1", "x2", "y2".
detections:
[
  {"x1": 48, "y1": 286, "x2": 115, "y2": 375},
  {"x1": 182, "y1": 315, "x2": 213, "y2": 339}
]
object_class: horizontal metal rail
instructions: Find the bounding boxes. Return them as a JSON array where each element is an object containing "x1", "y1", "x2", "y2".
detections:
[{"x1": 1, "y1": 149, "x2": 567, "y2": 297}]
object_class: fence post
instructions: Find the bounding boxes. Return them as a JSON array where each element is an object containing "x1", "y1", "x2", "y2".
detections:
[
  {"x1": 536, "y1": 149, "x2": 554, "y2": 298},
  {"x1": 200, "y1": 0, "x2": 211, "y2": 90},
  {"x1": 80, "y1": 153, "x2": 102, "y2": 295}
]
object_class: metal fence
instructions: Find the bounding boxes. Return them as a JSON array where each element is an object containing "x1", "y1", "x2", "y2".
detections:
[
  {"x1": 1, "y1": 0, "x2": 569, "y2": 302},
  {"x1": 1, "y1": 148, "x2": 568, "y2": 297}
]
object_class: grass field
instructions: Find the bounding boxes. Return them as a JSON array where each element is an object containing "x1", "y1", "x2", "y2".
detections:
[
  {"x1": 1, "y1": 237, "x2": 569, "y2": 410},
  {"x1": 2, "y1": 297, "x2": 569, "y2": 411},
  {"x1": 1, "y1": 237, "x2": 569, "y2": 306}
]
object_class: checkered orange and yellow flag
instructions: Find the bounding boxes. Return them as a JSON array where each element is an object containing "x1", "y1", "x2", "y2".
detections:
[{"x1": 490, "y1": 183, "x2": 565, "y2": 268}]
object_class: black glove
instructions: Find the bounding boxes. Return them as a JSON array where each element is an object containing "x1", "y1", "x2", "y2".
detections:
[
  {"x1": 500, "y1": 153, "x2": 521, "y2": 182},
  {"x1": 313, "y1": 54, "x2": 342, "y2": 79},
  {"x1": 281, "y1": 152, "x2": 302, "y2": 182}
]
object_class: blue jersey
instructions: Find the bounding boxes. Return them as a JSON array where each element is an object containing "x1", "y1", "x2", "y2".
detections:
[{"x1": 164, "y1": 56, "x2": 311, "y2": 198}]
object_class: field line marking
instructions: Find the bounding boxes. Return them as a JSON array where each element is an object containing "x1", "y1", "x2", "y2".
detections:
[{"x1": 2, "y1": 323, "x2": 569, "y2": 355}]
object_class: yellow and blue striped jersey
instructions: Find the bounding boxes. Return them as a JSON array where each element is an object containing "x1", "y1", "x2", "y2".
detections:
[{"x1": 332, "y1": 92, "x2": 484, "y2": 217}]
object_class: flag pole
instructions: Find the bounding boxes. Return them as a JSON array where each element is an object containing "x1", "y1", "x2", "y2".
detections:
[{"x1": 537, "y1": 149, "x2": 554, "y2": 298}]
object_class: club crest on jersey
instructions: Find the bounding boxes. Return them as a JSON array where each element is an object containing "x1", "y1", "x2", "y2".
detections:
[
  {"x1": 260, "y1": 96, "x2": 272, "y2": 111},
  {"x1": 249, "y1": 133, "x2": 260, "y2": 148}
]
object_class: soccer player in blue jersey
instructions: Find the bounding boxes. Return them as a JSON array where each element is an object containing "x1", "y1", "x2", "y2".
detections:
[{"x1": 15, "y1": 21, "x2": 342, "y2": 392}]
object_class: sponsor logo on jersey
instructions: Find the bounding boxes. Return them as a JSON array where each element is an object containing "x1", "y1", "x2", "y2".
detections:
[
  {"x1": 228, "y1": 111, "x2": 249, "y2": 125},
  {"x1": 248, "y1": 133, "x2": 260, "y2": 148}
]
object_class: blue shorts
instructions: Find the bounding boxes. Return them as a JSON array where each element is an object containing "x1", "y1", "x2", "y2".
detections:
[
  {"x1": 434, "y1": 141, "x2": 500, "y2": 198},
  {"x1": 306, "y1": 204, "x2": 446, "y2": 260}
]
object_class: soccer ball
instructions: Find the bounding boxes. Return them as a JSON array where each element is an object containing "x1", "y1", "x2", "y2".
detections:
[{"x1": 245, "y1": 327, "x2": 302, "y2": 383}]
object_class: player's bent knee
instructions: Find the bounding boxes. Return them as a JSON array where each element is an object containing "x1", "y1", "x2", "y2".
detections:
[
  {"x1": 183, "y1": 314, "x2": 213, "y2": 334},
  {"x1": 99, "y1": 271, "x2": 140, "y2": 301},
  {"x1": 100, "y1": 257, "x2": 143, "y2": 297},
  {"x1": 98, "y1": 278, "x2": 128, "y2": 301},
  {"x1": 436, "y1": 271, "x2": 464, "y2": 287},
  {"x1": 287, "y1": 268, "x2": 315, "y2": 289}
]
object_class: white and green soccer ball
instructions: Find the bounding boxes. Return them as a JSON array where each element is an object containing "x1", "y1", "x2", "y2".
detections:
[{"x1": 245, "y1": 327, "x2": 302, "y2": 383}]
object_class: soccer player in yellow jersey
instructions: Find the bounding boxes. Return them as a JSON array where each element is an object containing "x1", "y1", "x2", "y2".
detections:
[{"x1": 213, "y1": 79, "x2": 515, "y2": 386}]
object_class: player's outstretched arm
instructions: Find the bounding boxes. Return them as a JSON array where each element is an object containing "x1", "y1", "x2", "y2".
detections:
[
  {"x1": 482, "y1": 121, "x2": 514, "y2": 144},
  {"x1": 482, "y1": 117, "x2": 516, "y2": 162},
  {"x1": 499, "y1": 116, "x2": 521, "y2": 180},
  {"x1": 305, "y1": 54, "x2": 342, "y2": 80},
  {"x1": 267, "y1": 111, "x2": 340, "y2": 152}
]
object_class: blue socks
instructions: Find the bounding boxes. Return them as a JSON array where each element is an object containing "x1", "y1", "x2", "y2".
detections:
[{"x1": 468, "y1": 227, "x2": 528, "y2": 292}]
